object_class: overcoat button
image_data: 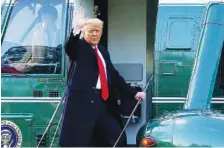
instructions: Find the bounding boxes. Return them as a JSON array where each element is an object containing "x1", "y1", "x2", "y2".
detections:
[{"x1": 91, "y1": 100, "x2": 94, "y2": 103}]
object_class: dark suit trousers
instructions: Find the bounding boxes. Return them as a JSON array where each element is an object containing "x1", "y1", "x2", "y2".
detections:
[{"x1": 59, "y1": 89, "x2": 126, "y2": 147}]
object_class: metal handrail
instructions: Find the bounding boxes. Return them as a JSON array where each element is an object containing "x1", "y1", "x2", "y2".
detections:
[{"x1": 113, "y1": 75, "x2": 153, "y2": 148}]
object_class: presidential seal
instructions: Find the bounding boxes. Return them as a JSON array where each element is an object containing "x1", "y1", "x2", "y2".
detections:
[{"x1": 1, "y1": 120, "x2": 22, "y2": 148}]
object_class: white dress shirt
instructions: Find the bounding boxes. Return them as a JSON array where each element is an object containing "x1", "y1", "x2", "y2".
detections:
[{"x1": 93, "y1": 46, "x2": 107, "y2": 89}]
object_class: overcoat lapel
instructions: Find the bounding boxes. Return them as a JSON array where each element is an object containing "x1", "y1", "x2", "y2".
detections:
[{"x1": 82, "y1": 40, "x2": 111, "y2": 84}]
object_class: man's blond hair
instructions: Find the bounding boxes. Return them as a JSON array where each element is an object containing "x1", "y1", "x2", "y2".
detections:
[{"x1": 81, "y1": 18, "x2": 104, "y2": 32}]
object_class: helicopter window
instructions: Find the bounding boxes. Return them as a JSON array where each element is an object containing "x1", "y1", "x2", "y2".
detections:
[
  {"x1": 1, "y1": 0, "x2": 13, "y2": 30},
  {"x1": 1, "y1": 0, "x2": 67, "y2": 75},
  {"x1": 165, "y1": 17, "x2": 194, "y2": 50}
]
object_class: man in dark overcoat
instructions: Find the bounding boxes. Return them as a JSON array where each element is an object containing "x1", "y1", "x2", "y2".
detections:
[{"x1": 59, "y1": 8, "x2": 146, "y2": 147}]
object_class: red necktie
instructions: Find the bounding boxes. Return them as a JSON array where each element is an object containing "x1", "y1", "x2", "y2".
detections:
[{"x1": 93, "y1": 46, "x2": 109, "y2": 101}]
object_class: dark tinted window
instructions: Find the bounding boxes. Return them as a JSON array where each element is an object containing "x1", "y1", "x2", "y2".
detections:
[{"x1": 219, "y1": 43, "x2": 224, "y2": 88}]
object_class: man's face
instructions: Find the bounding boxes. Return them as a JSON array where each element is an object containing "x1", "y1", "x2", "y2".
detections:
[
  {"x1": 41, "y1": 14, "x2": 54, "y2": 28},
  {"x1": 83, "y1": 24, "x2": 102, "y2": 46}
]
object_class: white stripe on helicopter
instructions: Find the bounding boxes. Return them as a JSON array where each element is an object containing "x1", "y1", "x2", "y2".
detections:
[{"x1": 1, "y1": 97, "x2": 224, "y2": 103}]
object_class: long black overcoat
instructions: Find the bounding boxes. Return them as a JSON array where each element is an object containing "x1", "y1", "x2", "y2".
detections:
[{"x1": 59, "y1": 31, "x2": 137, "y2": 146}]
